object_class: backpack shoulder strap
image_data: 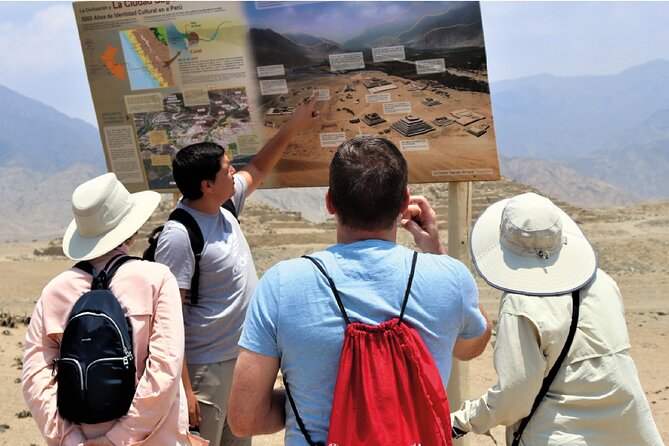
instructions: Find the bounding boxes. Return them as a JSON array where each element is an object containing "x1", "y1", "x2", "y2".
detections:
[
  {"x1": 169, "y1": 208, "x2": 204, "y2": 305},
  {"x1": 168, "y1": 208, "x2": 204, "y2": 253},
  {"x1": 104, "y1": 255, "x2": 142, "y2": 282},
  {"x1": 397, "y1": 251, "x2": 418, "y2": 325},
  {"x1": 222, "y1": 198, "x2": 239, "y2": 222},
  {"x1": 74, "y1": 261, "x2": 94, "y2": 276},
  {"x1": 283, "y1": 375, "x2": 325, "y2": 446},
  {"x1": 302, "y1": 255, "x2": 350, "y2": 325},
  {"x1": 73, "y1": 253, "x2": 124, "y2": 285},
  {"x1": 73, "y1": 254, "x2": 141, "y2": 290},
  {"x1": 512, "y1": 289, "x2": 581, "y2": 446}
]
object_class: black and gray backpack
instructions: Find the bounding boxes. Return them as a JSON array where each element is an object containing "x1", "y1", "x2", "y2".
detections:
[{"x1": 54, "y1": 254, "x2": 139, "y2": 424}]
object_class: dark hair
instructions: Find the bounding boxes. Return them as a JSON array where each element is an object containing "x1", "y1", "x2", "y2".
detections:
[
  {"x1": 329, "y1": 136, "x2": 408, "y2": 231},
  {"x1": 173, "y1": 142, "x2": 225, "y2": 200}
]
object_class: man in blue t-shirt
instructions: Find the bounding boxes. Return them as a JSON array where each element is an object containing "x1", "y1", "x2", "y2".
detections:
[{"x1": 228, "y1": 136, "x2": 492, "y2": 445}]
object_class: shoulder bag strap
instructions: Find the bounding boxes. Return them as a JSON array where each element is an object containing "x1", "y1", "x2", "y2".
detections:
[{"x1": 512, "y1": 289, "x2": 581, "y2": 446}]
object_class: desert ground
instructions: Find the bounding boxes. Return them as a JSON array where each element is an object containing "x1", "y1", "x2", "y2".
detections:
[
  {"x1": 260, "y1": 70, "x2": 499, "y2": 188},
  {"x1": 0, "y1": 179, "x2": 667, "y2": 445}
]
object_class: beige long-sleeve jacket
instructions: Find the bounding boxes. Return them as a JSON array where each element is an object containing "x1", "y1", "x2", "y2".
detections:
[
  {"x1": 452, "y1": 269, "x2": 663, "y2": 445},
  {"x1": 22, "y1": 248, "x2": 208, "y2": 446}
]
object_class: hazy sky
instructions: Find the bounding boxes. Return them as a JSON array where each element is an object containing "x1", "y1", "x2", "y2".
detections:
[{"x1": 0, "y1": 1, "x2": 668, "y2": 127}]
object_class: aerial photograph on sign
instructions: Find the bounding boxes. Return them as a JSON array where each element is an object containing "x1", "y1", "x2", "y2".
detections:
[
  {"x1": 245, "y1": 1, "x2": 500, "y2": 187},
  {"x1": 133, "y1": 87, "x2": 251, "y2": 189}
]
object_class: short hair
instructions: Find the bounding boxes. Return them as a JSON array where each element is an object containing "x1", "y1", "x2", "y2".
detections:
[
  {"x1": 173, "y1": 142, "x2": 225, "y2": 200},
  {"x1": 329, "y1": 136, "x2": 408, "y2": 231}
]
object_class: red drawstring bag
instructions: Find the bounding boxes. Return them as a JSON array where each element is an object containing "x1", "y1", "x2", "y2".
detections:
[{"x1": 285, "y1": 252, "x2": 454, "y2": 446}]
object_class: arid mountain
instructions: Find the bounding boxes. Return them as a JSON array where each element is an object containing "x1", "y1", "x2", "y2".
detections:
[
  {"x1": 490, "y1": 60, "x2": 669, "y2": 201},
  {"x1": 283, "y1": 32, "x2": 342, "y2": 48},
  {"x1": 397, "y1": 7, "x2": 483, "y2": 48},
  {"x1": 343, "y1": 2, "x2": 481, "y2": 50},
  {"x1": 407, "y1": 22, "x2": 484, "y2": 49},
  {"x1": 566, "y1": 109, "x2": 669, "y2": 200},
  {"x1": 491, "y1": 60, "x2": 669, "y2": 159},
  {"x1": 0, "y1": 164, "x2": 101, "y2": 243},
  {"x1": 0, "y1": 85, "x2": 104, "y2": 173},
  {"x1": 569, "y1": 141, "x2": 668, "y2": 201},
  {"x1": 499, "y1": 157, "x2": 641, "y2": 208},
  {"x1": 249, "y1": 28, "x2": 344, "y2": 68}
]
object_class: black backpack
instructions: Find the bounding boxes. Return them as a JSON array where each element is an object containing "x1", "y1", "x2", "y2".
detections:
[
  {"x1": 142, "y1": 199, "x2": 237, "y2": 305},
  {"x1": 55, "y1": 254, "x2": 139, "y2": 424}
]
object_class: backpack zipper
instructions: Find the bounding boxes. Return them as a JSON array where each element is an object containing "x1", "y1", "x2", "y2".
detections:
[
  {"x1": 85, "y1": 356, "x2": 133, "y2": 389},
  {"x1": 57, "y1": 358, "x2": 84, "y2": 391},
  {"x1": 67, "y1": 311, "x2": 132, "y2": 358}
]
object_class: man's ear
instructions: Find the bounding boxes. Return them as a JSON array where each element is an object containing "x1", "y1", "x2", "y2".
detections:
[
  {"x1": 400, "y1": 187, "x2": 410, "y2": 215},
  {"x1": 201, "y1": 179, "x2": 212, "y2": 195},
  {"x1": 325, "y1": 189, "x2": 336, "y2": 215}
]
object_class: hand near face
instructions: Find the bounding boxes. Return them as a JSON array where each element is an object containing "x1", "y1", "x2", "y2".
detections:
[{"x1": 400, "y1": 195, "x2": 447, "y2": 255}]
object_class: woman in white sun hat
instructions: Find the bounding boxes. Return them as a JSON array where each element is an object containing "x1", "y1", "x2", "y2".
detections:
[
  {"x1": 451, "y1": 192, "x2": 662, "y2": 445},
  {"x1": 22, "y1": 173, "x2": 207, "y2": 446}
]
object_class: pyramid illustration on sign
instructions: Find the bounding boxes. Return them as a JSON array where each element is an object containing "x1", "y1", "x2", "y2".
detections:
[
  {"x1": 362, "y1": 112, "x2": 387, "y2": 126},
  {"x1": 391, "y1": 115, "x2": 435, "y2": 136}
]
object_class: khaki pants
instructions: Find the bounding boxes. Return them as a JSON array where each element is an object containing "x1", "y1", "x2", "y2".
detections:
[{"x1": 188, "y1": 359, "x2": 252, "y2": 446}]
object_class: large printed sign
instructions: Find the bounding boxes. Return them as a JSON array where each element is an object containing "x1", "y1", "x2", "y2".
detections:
[{"x1": 73, "y1": 1, "x2": 500, "y2": 191}]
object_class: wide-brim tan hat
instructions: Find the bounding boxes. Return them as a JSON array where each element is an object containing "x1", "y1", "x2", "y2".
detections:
[
  {"x1": 62, "y1": 173, "x2": 160, "y2": 261},
  {"x1": 470, "y1": 192, "x2": 597, "y2": 296}
]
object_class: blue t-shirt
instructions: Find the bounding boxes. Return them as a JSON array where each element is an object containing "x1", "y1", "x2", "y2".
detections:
[{"x1": 240, "y1": 240, "x2": 486, "y2": 445}]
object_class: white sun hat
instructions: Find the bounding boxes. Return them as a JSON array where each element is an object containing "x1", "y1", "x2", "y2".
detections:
[
  {"x1": 62, "y1": 172, "x2": 160, "y2": 261},
  {"x1": 470, "y1": 192, "x2": 597, "y2": 296}
]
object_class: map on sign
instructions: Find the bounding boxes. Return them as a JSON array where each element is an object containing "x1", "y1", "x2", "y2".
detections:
[
  {"x1": 133, "y1": 88, "x2": 251, "y2": 189},
  {"x1": 120, "y1": 27, "x2": 176, "y2": 90},
  {"x1": 100, "y1": 44, "x2": 126, "y2": 81}
]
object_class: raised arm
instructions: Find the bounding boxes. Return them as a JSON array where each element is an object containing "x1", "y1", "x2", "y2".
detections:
[{"x1": 237, "y1": 95, "x2": 320, "y2": 195}]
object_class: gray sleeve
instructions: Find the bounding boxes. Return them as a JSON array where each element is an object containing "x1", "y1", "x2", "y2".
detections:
[
  {"x1": 231, "y1": 174, "x2": 248, "y2": 215},
  {"x1": 154, "y1": 222, "x2": 195, "y2": 291}
]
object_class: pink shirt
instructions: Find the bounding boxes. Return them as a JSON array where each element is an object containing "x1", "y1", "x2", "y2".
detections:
[{"x1": 22, "y1": 248, "x2": 208, "y2": 446}]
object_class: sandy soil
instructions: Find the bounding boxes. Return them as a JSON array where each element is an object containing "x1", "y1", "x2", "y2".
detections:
[{"x1": 0, "y1": 197, "x2": 667, "y2": 445}]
